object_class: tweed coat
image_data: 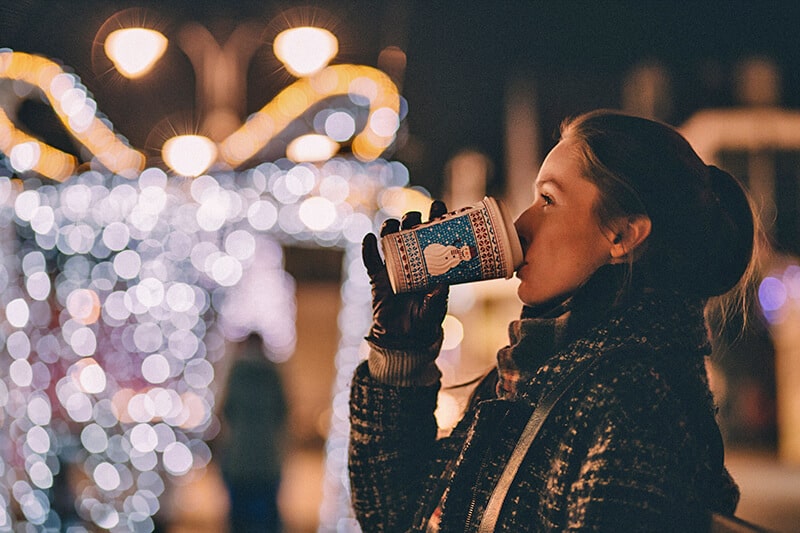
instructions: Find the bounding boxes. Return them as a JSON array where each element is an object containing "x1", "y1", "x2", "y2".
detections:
[{"x1": 349, "y1": 287, "x2": 740, "y2": 532}]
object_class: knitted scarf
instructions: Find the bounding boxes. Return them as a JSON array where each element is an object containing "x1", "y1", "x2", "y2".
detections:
[
  {"x1": 496, "y1": 265, "x2": 630, "y2": 400},
  {"x1": 495, "y1": 300, "x2": 573, "y2": 399}
]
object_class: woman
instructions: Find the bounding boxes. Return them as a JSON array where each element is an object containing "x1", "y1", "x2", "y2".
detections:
[
  {"x1": 349, "y1": 110, "x2": 757, "y2": 531},
  {"x1": 219, "y1": 333, "x2": 288, "y2": 532}
]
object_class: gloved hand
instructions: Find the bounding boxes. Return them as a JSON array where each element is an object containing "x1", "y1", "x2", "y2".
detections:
[{"x1": 362, "y1": 200, "x2": 449, "y2": 351}]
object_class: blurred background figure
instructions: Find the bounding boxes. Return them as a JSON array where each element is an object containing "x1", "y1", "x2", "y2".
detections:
[{"x1": 217, "y1": 333, "x2": 289, "y2": 533}]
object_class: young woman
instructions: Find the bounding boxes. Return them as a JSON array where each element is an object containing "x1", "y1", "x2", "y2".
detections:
[{"x1": 349, "y1": 110, "x2": 757, "y2": 531}]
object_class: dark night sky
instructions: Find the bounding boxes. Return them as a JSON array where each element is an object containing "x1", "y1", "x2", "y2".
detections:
[{"x1": 3, "y1": 0, "x2": 800, "y2": 194}]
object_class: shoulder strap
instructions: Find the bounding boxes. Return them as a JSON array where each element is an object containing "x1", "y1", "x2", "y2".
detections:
[
  {"x1": 478, "y1": 355, "x2": 601, "y2": 533},
  {"x1": 478, "y1": 352, "x2": 771, "y2": 533}
]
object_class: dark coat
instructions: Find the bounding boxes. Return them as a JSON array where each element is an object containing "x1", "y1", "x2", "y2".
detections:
[{"x1": 348, "y1": 289, "x2": 740, "y2": 532}]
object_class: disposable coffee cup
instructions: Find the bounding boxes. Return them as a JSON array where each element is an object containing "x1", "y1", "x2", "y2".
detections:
[{"x1": 381, "y1": 197, "x2": 523, "y2": 294}]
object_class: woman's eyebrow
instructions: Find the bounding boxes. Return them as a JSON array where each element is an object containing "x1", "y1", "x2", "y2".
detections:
[{"x1": 535, "y1": 176, "x2": 564, "y2": 192}]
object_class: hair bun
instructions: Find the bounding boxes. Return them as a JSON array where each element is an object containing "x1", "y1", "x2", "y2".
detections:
[{"x1": 702, "y1": 165, "x2": 755, "y2": 296}]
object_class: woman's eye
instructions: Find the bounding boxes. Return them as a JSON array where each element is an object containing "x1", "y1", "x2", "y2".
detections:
[{"x1": 540, "y1": 193, "x2": 553, "y2": 206}]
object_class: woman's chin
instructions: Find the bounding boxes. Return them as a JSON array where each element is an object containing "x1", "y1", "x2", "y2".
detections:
[{"x1": 516, "y1": 284, "x2": 537, "y2": 307}]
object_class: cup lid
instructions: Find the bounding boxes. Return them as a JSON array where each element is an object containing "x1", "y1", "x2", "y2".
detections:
[{"x1": 483, "y1": 197, "x2": 523, "y2": 278}]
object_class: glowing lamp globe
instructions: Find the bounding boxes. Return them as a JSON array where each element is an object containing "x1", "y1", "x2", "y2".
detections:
[
  {"x1": 162, "y1": 135, "x2": 217, "y2": 177},
  {"x1": 105, "y1": 28, "x2": 168, "y2": 78},
  {"x1": 273, "y1": 27, "x2": 338, "y2": 77}
]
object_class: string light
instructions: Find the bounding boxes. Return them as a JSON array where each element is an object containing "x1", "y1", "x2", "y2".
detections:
[
  {"x1": 0, "y1": 51, "x2": 145, "y2": 180},
  {"x1": 0, "y1": 150, "x2": 412, "y2": 530},
  {"x1": 219, "y1": 64, "x2": 400, "y2": 167},
  {"x1": 0, "y1": 30, "x2": 405, "y2": 531},
  {"x1": 1, "y1": 50, "x2": 400, "y2": 181}
]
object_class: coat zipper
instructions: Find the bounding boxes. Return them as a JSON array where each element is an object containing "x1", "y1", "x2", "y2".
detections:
[{"x1": 463, "y1": 435, "x2": 497, "y2": 531}]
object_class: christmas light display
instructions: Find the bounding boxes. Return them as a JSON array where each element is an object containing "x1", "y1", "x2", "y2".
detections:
[{"x1": 0, "y1": 30, "x2": 409, "y2": 529}]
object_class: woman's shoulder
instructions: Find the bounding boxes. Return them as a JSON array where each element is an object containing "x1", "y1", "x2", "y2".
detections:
[{"x1": 580, "y1": 347, "x2": 709, "y2": 420}]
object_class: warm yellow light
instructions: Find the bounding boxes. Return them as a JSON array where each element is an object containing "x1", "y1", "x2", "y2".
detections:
[
  {"x1": 105, "y1": 28, "x2": 168, "y2": 79},
  {"x1": 162, "y1": 135, "x2": 217, "y2": 177},
  {"x1": 273, "y1": 27, "x2": 338, "y2": 77},
  {"x1": 220, "y1": 64, "x2": 400, "y2": 167},
  {"x1": 441, "y1": 315, "x2": 465, "y2": 351},
  {"x1": 0, "y1": 51, "x2": 145, "y2": 180},
  {"x1": 378, "y1": 187, "x2": 432, "y2": 218},
  {"x1": 286, "y1": 134, "x2": 339, "y2": 162}
]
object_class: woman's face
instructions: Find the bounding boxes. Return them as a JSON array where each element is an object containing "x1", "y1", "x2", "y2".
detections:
[{"x1": 514, "y1": 138, "x2": 616, "y2": 306}]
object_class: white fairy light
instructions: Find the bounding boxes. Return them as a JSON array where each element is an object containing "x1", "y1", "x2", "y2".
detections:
[
  {"x1": 1, "y1": 142, "x2": 410, "y2": 532},
  {"x1": 6, "y1": 298, "x2": 29, "y2": 328}
]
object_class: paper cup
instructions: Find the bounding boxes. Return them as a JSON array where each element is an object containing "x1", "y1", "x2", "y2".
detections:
[{"x1": 381, "y1": 197, "x2": 523, "y2": 293}]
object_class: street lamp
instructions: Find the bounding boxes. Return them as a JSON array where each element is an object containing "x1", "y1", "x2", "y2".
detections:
[
  {"x1": 162, "y1": 134, "x2": 217, "y2": 177},
  {"x1": 100, "y1": 17, "x2": 349, "y2": 174},
  {"x1": 104, "y1": 28, "x2": 168, "y2": 79},
  {"x1": 98, "y1": 10, "x2": 263, "y2": 174},
  {"x1": 99, "y1": 15, "x2": 401, "y2": 175},
  {"x1": 273, "y1": 26, "x2": 338, "y2": 77}
]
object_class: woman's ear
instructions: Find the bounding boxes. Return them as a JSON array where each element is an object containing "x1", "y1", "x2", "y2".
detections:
[{"x1": 609, "y1": 215, "x2": 651, "y2": 262}]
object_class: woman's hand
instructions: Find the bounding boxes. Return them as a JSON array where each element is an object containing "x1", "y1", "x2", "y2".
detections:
[{"x1": 362, "y1": 200, "x2": 449, "y2": 350}]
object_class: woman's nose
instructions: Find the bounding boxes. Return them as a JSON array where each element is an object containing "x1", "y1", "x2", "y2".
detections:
[
  {"x1": 514, "y1": 204, "x2": 536, "y2": 234},
  {"x1": 514, "y1": 210, "x2": 532, "y2": 249}
]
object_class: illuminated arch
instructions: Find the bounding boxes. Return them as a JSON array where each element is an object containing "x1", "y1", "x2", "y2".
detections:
[
  {"x1": 219, "y1": 64, "x2": 400, "y2": 167},
  {"x1": 0, "y1": 51, "x2": 145, "y2": 181},
  {"x1": 1, "y1": 52, "x2": 399, "y2": 181}
]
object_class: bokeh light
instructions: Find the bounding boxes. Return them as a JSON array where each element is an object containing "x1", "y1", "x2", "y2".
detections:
[
  {"x1": 759, "y1": 263, "x2": 800, "y2": 324},
  {"x1": 273, "y1": 26, "x2": 338, "y2": 78},
  {"x1": 0, "y1": 50, "x2": 145, "y2": 180},
  {"x1": 104, "y1": 28, "x2": 168, "y2": 79},
  {"x1": 433, "y1": 391, "x2": 461, "y2": 431},
  {"x1": 219, "y1": 64, "x2": 400, "y2": 167},
  {"x1": 322, "y1": 110, "x2": 357, "y2": 142},
  {"x1": 441, "y1": 314, "x2": 465, "y2": 351},
  {"x1": 162, "y1": 135, "x2": 218, "y2": 177},
  {"x1": 0, "y1": 34, "x2": 413, "y2": 531},
  {"x1": 0, "y1": 144, "x2": 412, "y2": 529},
  {"x1": 286, "y1": 134, "x2": 340, "y2": 163}
]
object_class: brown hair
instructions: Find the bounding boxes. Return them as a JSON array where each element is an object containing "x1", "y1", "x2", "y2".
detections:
[{"x1": 559, "y1": 110, "x2": 758, "y2": 301}]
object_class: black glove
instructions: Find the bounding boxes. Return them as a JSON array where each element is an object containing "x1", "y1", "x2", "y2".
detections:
[{"x1": 362, "y1": 200, "x2": 449, "y2": 350}]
